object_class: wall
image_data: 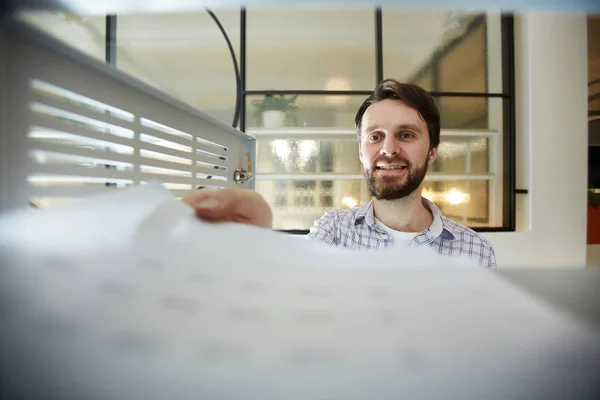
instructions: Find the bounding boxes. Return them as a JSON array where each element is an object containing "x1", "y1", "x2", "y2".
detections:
[{"x1": 484, "y1": 14, "x2": 589, "y2": 268}]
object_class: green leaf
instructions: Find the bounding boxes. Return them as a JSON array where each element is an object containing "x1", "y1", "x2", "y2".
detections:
[{"x1": 251, "y1": 93, "x2": 300, "y2": 123}]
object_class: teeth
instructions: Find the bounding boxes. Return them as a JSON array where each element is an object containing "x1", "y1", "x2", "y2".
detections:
[{"x1": 378, "y1": 166, "x2": 405, "y2": 170}]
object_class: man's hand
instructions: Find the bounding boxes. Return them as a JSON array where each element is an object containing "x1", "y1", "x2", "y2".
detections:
[{"x1": 182, "y1": 188, "x2": 273, "y2": 229}]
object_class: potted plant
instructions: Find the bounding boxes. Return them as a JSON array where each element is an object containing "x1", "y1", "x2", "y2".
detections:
[
  {"x1": 588, "y1": 187, "x2": 600, "y2": 244},
  {"x1": 252, "y1": 94, "x2": 298, "y2": 128}
]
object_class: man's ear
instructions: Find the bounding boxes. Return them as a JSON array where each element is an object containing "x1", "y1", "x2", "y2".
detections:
[
  {"x1": 358, "y1": 137, "x2": 364, "y2": 163},
  {"x1": 427, "y1": 146, "x2": 438, "y2": 165}
]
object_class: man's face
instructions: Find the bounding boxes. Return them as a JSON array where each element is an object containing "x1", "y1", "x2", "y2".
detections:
[{"x1": 359, "y1": 99, "x2": 438, "y2": 201}]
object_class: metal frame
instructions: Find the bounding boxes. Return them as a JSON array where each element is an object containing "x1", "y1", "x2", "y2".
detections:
[
  {"x1": 105, "y1": 14, "x2": 116, "y2": 65},
  {"x1": 501, "y1": 14, "x2": 516, "y2": 231},
  {"x1": 205, "y1": 8, "x2": 242, "y2": 128},
  {"x1": 375, "y1": 7, "x2": 383, "y2": 84},
  {"x1": 240, "y1": 8, "x2": 247, "y2": 132}
]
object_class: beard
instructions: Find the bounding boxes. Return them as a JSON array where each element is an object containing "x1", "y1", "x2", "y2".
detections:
[{"x1": 364, "y1": 156, "x2": 429, "y2": 201}]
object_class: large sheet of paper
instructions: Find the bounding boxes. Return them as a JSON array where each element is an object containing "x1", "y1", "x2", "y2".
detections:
[{"x1": 1, "y1": 183, "x2": 599, "y2": 399}]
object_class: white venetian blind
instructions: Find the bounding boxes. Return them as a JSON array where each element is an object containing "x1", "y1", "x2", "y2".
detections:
[{"x1": 0, "y1": 20, "x2": 254, "y2": 211}]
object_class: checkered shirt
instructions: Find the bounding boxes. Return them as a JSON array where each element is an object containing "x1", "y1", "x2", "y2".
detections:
[{"x1": 307, "y1": 198, "x2": 496, "y2": 268}]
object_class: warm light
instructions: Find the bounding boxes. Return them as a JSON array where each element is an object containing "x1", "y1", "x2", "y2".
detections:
[
  {"x1": 445, "y1": 188, "x2": 470, "y2": 205},
  {"x1": 342, "y1": 196, "x2": 357, "y2": 208},
  {"x1": 324, "y1": 77, "x2": 351, "y2": 105},
  {"x1": 271, "y1": 140, "x2": 291, "y2": 161},
  {"x1": 446, "y1": 188, "x2": 462, "y2": 205},
  {"x1": 298, "y1": 140, "x2": 317, "y2": 163},
  {"x1": 422, "y1": 189, "x2": 434, "y2": 202}
]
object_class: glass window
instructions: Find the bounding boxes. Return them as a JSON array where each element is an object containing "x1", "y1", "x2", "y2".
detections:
[
  {"x1": 252, "y1": 94, "x2": 505, "y2": 229},
  {"x1": 432, "y1": 97, "x2": 504, "y2": 227},
  {"x1": 246, "y1": 94, "x2": 366, "y2": 130},
  {"x1": 246, "y1": 8, "x2": 510, "y2": 230},
  {"x1": 437, "y1": 21, "x2": 486, "y2": 93},
  {"x1": 116, "y1": 10, "x2": 240, "y2": 126},
  {"x1": 436, "y1": 97, "x2": 503, "y2": 131},
  {"x1": 256, "y1": 139, "x2": 360, "y2": 175},
  {"x1": 383, "y1": 11, "x2": 503, "y2": 93},
  {"x1": 248, "y1": 92, "x2": 368, "y2": 230},
  {"x1": 16, "y1": 11, "x2": 106, "y2": 62},
  {"x1": 422, "y1": 180, "x2": 493, "y2": 228},
  {"x1": 257, "y1": 179, "x2": 370, "y2": 230},
  {"x1": 246, "y1": 7, "x2": 376, "y2": 90}
]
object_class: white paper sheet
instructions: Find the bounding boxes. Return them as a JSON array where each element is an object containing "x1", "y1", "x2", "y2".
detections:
[{"x1": 1, "y1": 183, "x2": 599, "y2": 400}]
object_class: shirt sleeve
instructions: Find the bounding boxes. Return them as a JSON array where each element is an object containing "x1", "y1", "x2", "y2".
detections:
[{"x1": 306, "y1": 211, "x2": 338, "y2": 245}]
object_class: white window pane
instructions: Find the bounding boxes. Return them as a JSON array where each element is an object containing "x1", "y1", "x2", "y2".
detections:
[
  {"x1": 383, "y1": 11, "x2": 503, "y2": 93},
  {"x1": 247, "y1": 7, "x2": 376, "y2": 90}
]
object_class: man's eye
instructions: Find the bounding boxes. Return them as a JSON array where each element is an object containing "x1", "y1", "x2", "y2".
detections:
[
  {"x1": 369, "y1": 134, "x2": 381, "y2": 141},
  {"x1": 399, "y1": 132, "x2": 414, "y2": 139}
]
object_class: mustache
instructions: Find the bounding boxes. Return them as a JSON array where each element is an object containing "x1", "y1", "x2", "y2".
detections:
[{"x1": 371, "y1": 156, "x2": 412, "y2": 168}]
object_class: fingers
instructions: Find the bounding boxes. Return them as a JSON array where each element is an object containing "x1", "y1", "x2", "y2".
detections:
[
  {"x1": 192, "y1": 191, "x2": 231, "y2": 220},
  {"x1": 182, "y1": 189, "x2": 227, "y2": 211},
  {"x1": 182, "y1": 188, "x2": 273, "y2": 228},
  {"x1": 183, "y1": 189, "x2": 229, "y2": 218}
]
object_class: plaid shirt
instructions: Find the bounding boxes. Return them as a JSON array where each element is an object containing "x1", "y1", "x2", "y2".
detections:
[{"x1": 307, "y1": 198, "x2": 496, "y2": 268}]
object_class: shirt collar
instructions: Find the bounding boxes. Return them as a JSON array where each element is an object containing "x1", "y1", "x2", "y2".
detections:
[
  {"x1": 354, "y1": 197, "x2": 456, "y2": 241},
  {"x1": 354, "y1": 199, "x2": 376, "y2": 227}
]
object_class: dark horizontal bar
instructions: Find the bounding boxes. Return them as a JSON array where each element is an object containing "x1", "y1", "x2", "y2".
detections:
[
  {"x1": 590, "y1": 110, "x2": 600, "y2": 117},
  {"x1": 515, "y1": 188, "x2": 528, "y2": 194},
  {"x1": 473, "y1": 227, "x2": 515, "y2": 233},
  {"x1": 244, "y1": 89, "x2": 510, "y2": 98},
  {"x1": 278, "y1": 229, "x2": 310, "y2": 235}
]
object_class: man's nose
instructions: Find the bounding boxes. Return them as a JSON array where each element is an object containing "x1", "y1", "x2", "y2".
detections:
[{"x1": 379, "y1": 135, "x2": 401, "y2": 156}]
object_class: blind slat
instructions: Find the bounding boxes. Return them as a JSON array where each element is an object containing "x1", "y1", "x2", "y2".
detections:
[
  {"x1": 31, "y1": 164, "x2": 193, "y2": 185},
  {"x1": 139, "y1": 125, "x2": 195, "y2": 148},
  {"x1": 140, "y1": 140, "x2": 227, "y2": 167},
  {"x1": 140, "y1": 140, "x2": 193, "y2": 159},
  {"x1": 31, "y1": 115, "x2": 134, "y2": 148},
  {"x1": 30, "y1": 92, "x2": 136, "y2": 131},
  {"x1": 27, "y1": 185, "x2": 122, "y2": 198},
  {"x1": 29, "y1": 140, "x2": 135, "y2": 165},
  {"x1": 138, "y1": 157, "x2": 194, "y2": 174}
]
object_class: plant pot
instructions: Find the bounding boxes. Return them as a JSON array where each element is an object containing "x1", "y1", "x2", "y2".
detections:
[
  {"x1": 261, "y1": 110, "x2": 286, "y2": 128},
  {"x1": 588, "y1": 205, "x2": 600, "y2": 244}
]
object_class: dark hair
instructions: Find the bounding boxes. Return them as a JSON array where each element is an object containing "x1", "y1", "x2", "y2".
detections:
[{"x1": 354, "y1": 79, "x2": 440, "y2": 149}]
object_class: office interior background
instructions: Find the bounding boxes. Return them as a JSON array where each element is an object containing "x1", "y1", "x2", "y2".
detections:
[{"x1": 6, "y1": 6, "x2": 600, "y2": 268}]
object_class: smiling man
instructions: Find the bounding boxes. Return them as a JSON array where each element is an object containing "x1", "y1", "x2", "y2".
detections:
[
  {"x1": 184, "y1": 79, "x2": 496, "y2": 268},
  {"x1": 306, "y1": 79, "x2": 496, "y2": 268}
]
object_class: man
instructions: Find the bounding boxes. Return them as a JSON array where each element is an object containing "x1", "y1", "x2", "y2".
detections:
[{"x1": 184, "y1": 79, "x2": 496, "y2": 268}]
